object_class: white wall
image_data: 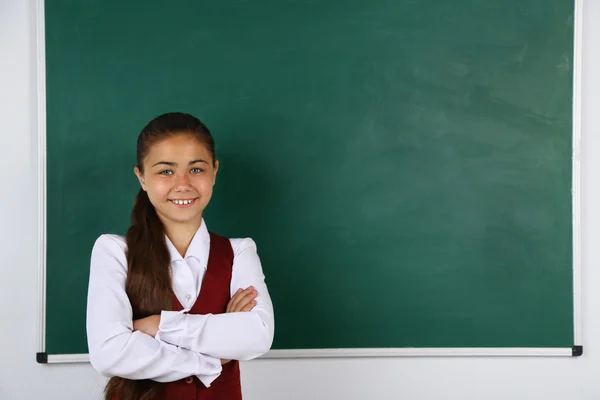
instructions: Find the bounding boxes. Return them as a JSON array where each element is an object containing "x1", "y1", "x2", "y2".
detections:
[{"x1": 1, "y1": 0, "x2": 599, "y2": 399}]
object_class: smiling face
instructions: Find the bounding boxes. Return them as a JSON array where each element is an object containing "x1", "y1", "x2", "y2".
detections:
[{"x1": 134, "y1": 133, "x2": 219, "y2": 230}]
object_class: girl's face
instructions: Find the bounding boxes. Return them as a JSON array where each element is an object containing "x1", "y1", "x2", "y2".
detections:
[{"x1": 134, "y1": 134, "x2": 219, "y2": 229}]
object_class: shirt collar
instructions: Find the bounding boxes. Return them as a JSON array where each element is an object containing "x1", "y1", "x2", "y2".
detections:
[{"x1": 165, "y1": 218, "x2": 210, "y2": 264}]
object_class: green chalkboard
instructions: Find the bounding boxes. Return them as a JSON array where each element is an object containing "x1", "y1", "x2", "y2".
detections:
[{"x1": 42, "y1": 0, "x2": 576, "y2": 358}]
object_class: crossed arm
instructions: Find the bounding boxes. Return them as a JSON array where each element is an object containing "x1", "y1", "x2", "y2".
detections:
[
  {"x1": 133, "y1": 286, "x2": 259, "y2": 365},
  {"x1": 86, "y1": 234, "x2": 274, "y2": 387}
]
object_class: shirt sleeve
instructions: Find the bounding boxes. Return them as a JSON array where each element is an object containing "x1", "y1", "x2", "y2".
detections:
[
  {"x1": 156, "y1": 237, "x2": 275, "y2": 360},
  {"x1": 86, "y1": 235, "x2": 222, "y2": 387}
]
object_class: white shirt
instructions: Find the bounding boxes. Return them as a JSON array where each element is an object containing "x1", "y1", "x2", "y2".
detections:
[{"x1": 86, "y1": 219, "x2": 275, "y2": 387}]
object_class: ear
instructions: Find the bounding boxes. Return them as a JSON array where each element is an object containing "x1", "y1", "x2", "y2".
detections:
[
  {"x1": 134, "y1": 166, "x2": 147, "y2": 191},
  {"x1": 212, "y1": 160, "x2": 219, "y2": 186}
]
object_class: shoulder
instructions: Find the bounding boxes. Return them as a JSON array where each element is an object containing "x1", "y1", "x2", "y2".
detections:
[
  {"x1": 92, "y1": 233, "x2": 127, "y2": 253},
  {"x1": 209, "y1": 231, "x2": 258, "y2": 257},
  {"x1": 208, "y1": 232, "x2": 263, "y2": 271},
  {"x1": 227, "y1": 237, "x2": 264, "y2": 273},
  {"x1": 90, "y1": 234, "x2": 128, "y2": 269},
  {"x1": 89, "y1": 234, "x2": 129, "y2": 282},
  {"x1": 228, "y1": 237, "x2": 258, "y2": 257}
]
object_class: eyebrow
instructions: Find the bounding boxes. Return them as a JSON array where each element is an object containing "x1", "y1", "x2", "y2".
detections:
[{"x1": 152, "y1": 159, "x2": 209, "y2": 167}]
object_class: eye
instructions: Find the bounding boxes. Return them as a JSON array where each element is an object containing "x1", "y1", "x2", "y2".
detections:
[
  {"x1": 191, "y1": 167, "x2": 204, "y2": 174},
  {"x1": 159, "y1": 170, "x2": 173, "y2": 175}
]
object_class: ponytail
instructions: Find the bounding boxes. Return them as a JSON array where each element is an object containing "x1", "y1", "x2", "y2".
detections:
[
  {"x1": 125, "y1": 189, "x2": 173, "y2": 318},
  {"x1": 104, "y1": 189, "x2": 173, "y2": 400}
]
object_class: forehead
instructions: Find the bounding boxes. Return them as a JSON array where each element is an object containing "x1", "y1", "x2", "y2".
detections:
[{"x1": 144, "y1": 135, "x2": 212, "y2": 163}]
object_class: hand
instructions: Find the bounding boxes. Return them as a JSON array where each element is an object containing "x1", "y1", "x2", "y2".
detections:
[
  {"x1": 226, "y1": 286, "x2": 257, "y2": 313},
  {"x1": 133, "y1": 314, "x2": 160, "y2": 338}
]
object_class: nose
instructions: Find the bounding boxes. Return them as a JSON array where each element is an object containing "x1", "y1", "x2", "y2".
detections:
[{"x1": 174, "y1": 172, "x2": 191, "y2": 191}]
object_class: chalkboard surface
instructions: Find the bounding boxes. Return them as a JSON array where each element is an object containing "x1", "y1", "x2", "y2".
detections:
[{"x1": 42, "y1": 0, "x2": 576, "y2": 357}]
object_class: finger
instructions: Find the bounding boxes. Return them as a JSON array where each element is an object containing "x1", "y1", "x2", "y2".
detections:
[
  {"x1": 229, "y1": 286, "x2": 254, "y2": 312},
  {"x1": 240, "y1": 300, "x2": 257, "y2": 312},
  {"x1": 228, "y1": 287, "x2": 252, "y2": 313},
  {"x1": 232, "y1": 289, "x2": 257, "y2": 312},
  {"x1": 228, "y1": 288, "x2": 244, "y2": 312},
  {"x1": 227, "y1": 288, "x2": 243, "y2": 313},
  {"x1": 230, "y1": 286, "x2": 254, "y2": 310}
]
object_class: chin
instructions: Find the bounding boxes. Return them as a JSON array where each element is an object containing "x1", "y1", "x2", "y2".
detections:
[
  {"x1": 167, "y1": 216, "x2": 202, "y2": 225},
  {"x1": 158, "y1": 209, "x2": 203, "y2": 225}
]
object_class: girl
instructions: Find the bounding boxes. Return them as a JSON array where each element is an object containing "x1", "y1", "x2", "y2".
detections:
[{"x1": 86, "y1": 112, "x2": 275, "y2": 400}]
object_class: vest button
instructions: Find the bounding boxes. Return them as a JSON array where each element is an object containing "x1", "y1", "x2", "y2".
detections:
[{"x1": 185, "y1": 377, "x2": 194, "y2": 384}]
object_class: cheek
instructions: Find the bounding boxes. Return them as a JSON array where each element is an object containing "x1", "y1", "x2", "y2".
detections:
[
  {"x1": 196, "y1": 177, "x2": 215, "y2": 197},
  {"x1": 146, "y1": 179, "x2": 172, "y2": 201}
]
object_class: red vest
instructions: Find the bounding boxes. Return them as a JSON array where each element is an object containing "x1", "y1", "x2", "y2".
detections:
[{"x1": 159, "y1": 232, "x2": 242, "y2": 399}]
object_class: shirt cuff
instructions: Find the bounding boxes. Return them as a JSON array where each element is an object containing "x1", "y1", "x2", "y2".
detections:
[
  {"x1": 158, "y1": 330, "x2": 222, "y2": 387},
  {"x1": 197, "y1": 371, "x2": 221, "y2": 387},
  {"x1": 156, "y1": 310, "x2": 187, "y2": 347},
  {"x1": 157, "y1": 310, "x2": 212, "y2": 352}
]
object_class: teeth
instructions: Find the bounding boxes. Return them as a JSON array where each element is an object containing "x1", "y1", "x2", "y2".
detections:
[{"x1": 173, "y1": 199, "x2": 193, "y2": 205}]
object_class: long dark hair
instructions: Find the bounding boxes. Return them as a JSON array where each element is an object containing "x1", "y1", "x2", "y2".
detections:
[{"x1": 104, "y1": 112, "x2": 216, "y2": 400}]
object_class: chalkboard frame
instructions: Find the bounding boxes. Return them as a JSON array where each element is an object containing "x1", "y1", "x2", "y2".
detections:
[{"x1": 35, "y1": 0, "x2": 584, "y2": 363}]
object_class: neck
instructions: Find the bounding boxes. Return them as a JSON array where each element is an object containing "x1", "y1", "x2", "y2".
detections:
[{"x1": 162, "y1": 217, "x2": 202, "y2": 257}]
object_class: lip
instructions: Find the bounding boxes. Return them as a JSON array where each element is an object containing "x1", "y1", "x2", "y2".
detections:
[{"x1": 168, "y1": 198, "x2": 198, "y2": 208}]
